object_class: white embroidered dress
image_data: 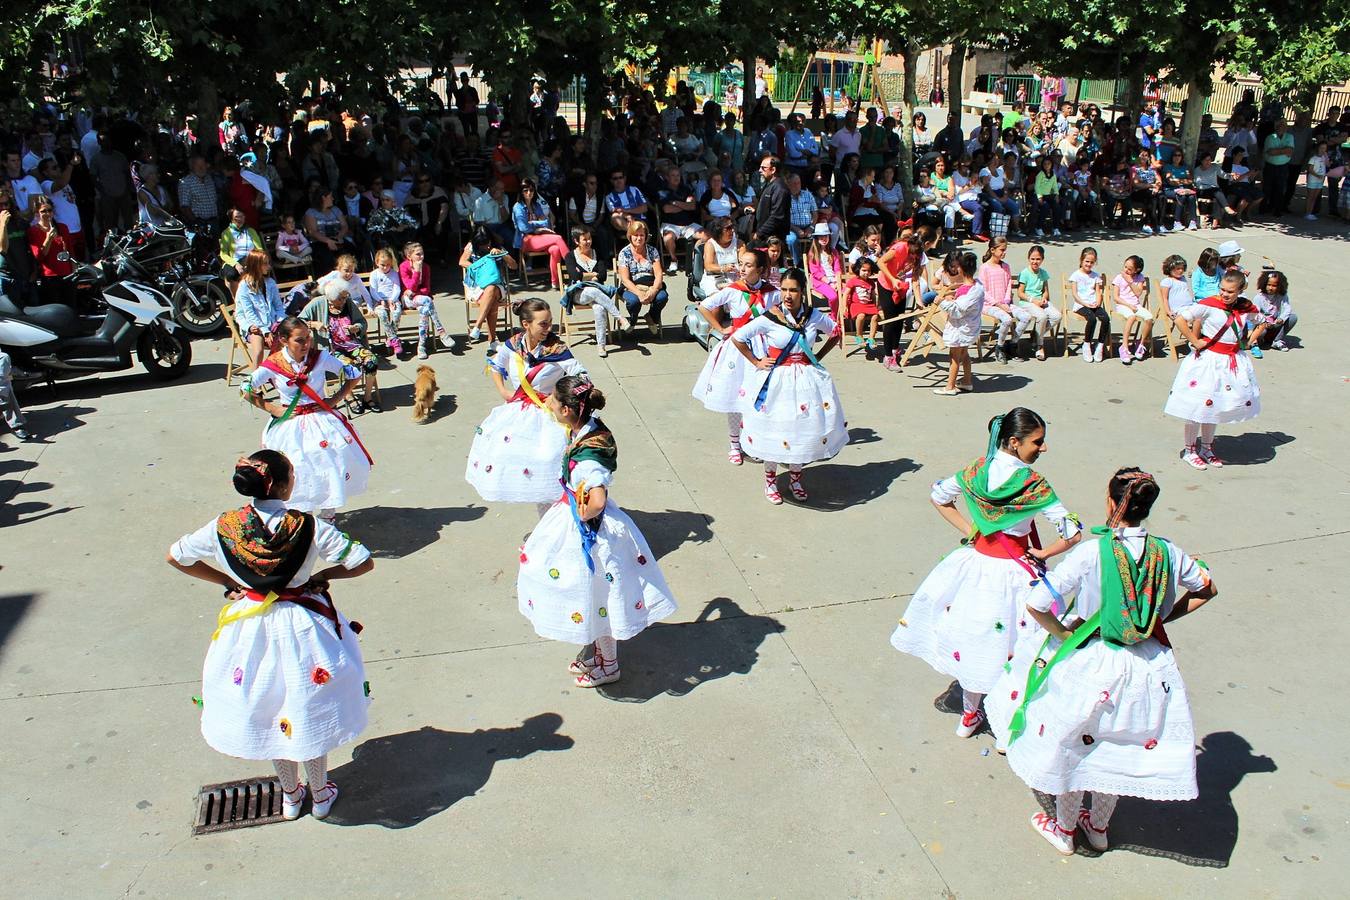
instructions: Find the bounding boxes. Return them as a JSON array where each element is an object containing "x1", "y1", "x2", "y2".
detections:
[
  {"x1": 1163, "y1": 301, "x2": 1261, "y2": 424},
  {"x1": 691, "y1": 281, "x2": 780, "y2": 413}
]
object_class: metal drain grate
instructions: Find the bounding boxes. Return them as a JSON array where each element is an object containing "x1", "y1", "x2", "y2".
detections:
[{"x1": 192, "y1": 777, "x2": 286, "y2": 835}]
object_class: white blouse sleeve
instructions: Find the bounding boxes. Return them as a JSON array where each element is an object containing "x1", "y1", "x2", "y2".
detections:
[
  {"x1": 1040, "y1": 499, "x2": 1083, "y2": 540},
  {"x1": 568, "y1": 459, "x2": 614, "y2": 491},
  {"x1": 245, "y1": 364, "x2": 274, "y2": 395},
  {"x1": 731, "y1": 315, "x2": 773, "y2": 344},
  {"x1": 1169, "y1": 541, "x2": 1208, "y2": 593},
  {"x1": 930, "y1": 474, "x2": 962, "y2": 505},
  {"x1": 488, "y1": 342, "x2": 513, "y2": 378},
  {"x1": 1173, "y1": 302, "x2": 1205, "y2": 323},
  {"x1": 559, "y1": 355, "x2": 587, "y2": 377},
  {"x1": 700, "y1": 285, "x2": 734, "y2": 311},
  {"x1": 313, "y1": 519, "x2": 372, "y2": 569},
  {"x1": 170, "y1": 520, "x2": 221, "y2": 565},
  {"x1": 318, "y1": 350, "x2": 347, "y2": 378},
  {"x1": 811, "y1": 309, "x2": 838, "y2": 337}
]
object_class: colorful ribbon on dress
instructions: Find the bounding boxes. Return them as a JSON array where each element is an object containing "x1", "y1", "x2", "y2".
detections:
[
  {"x1": 564, "y1": 480, "x2": 600, "y2": 574},
  {"x1": 752, "y1": 326, "x2": 822, "y2": 412}
]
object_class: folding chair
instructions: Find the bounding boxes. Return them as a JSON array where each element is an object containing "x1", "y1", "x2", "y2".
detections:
[
  {"x1": 897, "y1": 304, "x2": 949, "y2": 366},
  {"x1": 557, "y1": 268, "x2": 610, "y2": 347},
  {"x1": 1108, "y1": 276, "x2": 1154, "y2": 359},
  {"x1": 220, "y1": 303, "x2": 254, "y2": 385},
  {"x1": 518, "y1": 246, "x2": 552, "y2": 288},
  {"x1": 1153, "y1": 281, "x2": 1184, "y2": 361},
  {"x1": 463, "y1": 254, "x2": 514, "y2": 335}
]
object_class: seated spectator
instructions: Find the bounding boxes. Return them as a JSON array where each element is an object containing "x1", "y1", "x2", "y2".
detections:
[
  {"x1": 460, "y1": 226, "x2": 516, "y2": 346},
  {"x1": 784, "y1": 173, "x2": 818, "y2": 265},
  {"x1": 847, "y1": 225, "x2": 883, "y2": 268},
  {"x1": 511, "y1": 178, "x2": 569, "y2": 289},
  {"x1": 1128, "y1": 149, "x2": 1165, "y2": 235},
  {"x1": 1111, "y1": 253, "x2": 1154, "y2": 362},
  {"x1": 809, "y1": 174, "x2": 845, "y2": 248},
  {"x1": 562, "y1": 225, "x2": 629, "y2": 357},
  {"x1": 232, "y1": 248, "x2": 285, "y2": 368},
  {"x1": 616, "y1": 220, "x2": 667, "y2": 338},
  {"x1": 1030, "y1": 155, "x2": 1064, "y2": 237},
  {"x1": 301, "y1": 279, "x2": 382, "y2": 413},
  {"x1": 1101, "y1": 155, "x2": 1134, "y2": 226},
  {"x1": 605, "y1": 169, "x2": 647, "y2": 248},
  {"x1": 1068, "y1": 156, "x2": 1098, "y2": 226},
  {"x1": 366, "y1": 189, "x2": 418, "y2": 255},
  {"x1": 949, "y1": 157, "x2": 984, "y2": 239},
  {"x1": 219, "y1": 206, "x2": 264, "y2": 289},
  {"x1": 472, "y1": 179, "x2": 514, "y2": 249},
  {"x1": 27, "y1": 197, "x2": 75, "y2": 306},
  {"x1": 731, "y1": 169, "x2": 758, "y2": 237},
  {"x1": 1252, "y1": 269, "x2": 1296, "y2": 351},
  {"x1": 1014, "y1": 244, "x2": 1061, "y2": 361},
  {"x1": 806, "y1": 223, "x2": 845, "y2": 320},
  {"x1": 844, "y1": 256, "x2": 881, "y2": 351},
  {"x1": 699, "y1": 170, "x2": 741, "y2": 224},
  {"x1": 980, "y1": 154, "x2": 1023, "y2": 235},
  {"x1": 273, "y1": 213, "x2": 313, "y2": 271},
  {"x1": 698, "y1": 215, "x2": 740, "y2": 296},
  {"x1": 1162, "y1": 148, "x2": 1199, "y2": 231},
  {"x1": 451, "y1": 176, "x2": 483, "y2": 240},
  {"x1": 1221, "y1": 146, "x2": 1262, "y2": 220},
  {"x1": 397, "y1": 242, "x2": 451, "y2": 358},
  {"x1": 304, "y1": 186, "x2": 353, "y2": 273},
  {"x1": 1190, "y1": 247, "x2": 1222, "y2": 299},
  {"x1": 135, "y1": 163, "x2": 174, "y2": 225},
  {"x1": 221, "y1": 155, "x2": 262, "y2": 230},
  {"x1": 655, "y1": 166, "x2": 702, "y2": 273},
  {"x1": 977, "y1": 237, "x2": 1030, "y2": 362},
  {"x1": 848, "y1": 167, "x2": 894, "y2": 243},
  {"x1": 403, "y1": 173, "x2": 450, "y2": 262},
  {"x1": 1068, "y1": 246, "x2": 1108, "y2": 362}
]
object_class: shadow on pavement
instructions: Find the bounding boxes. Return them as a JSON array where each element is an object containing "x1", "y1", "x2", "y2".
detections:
[
  {"x1": 0, "y1": 592, "x2": 37, "y2": 662},
  {"x1": 1033, "y1": 730, "x2": 1277, "y2": 867},
  {"x1": 325, "y1": 713, "x2": 575, "y2": 828},
  {"x1": 598, "y1": 597, "x2": 784, "y2": 703},
  {"x1": 19, "y1": 364, "x2": 222, "y2": 401},
  {"x1": 798, "y1": 457, "x2": 922, "y2": 512},
  {"x1": 337, "y1": 505, "x2": 487, "y2": 558},
  {"x1": 0, "y1": 479, "x2": 80, "y2": 527},
  {"x1": 374, "y1": 382, "x2": 459, "y2": 421},
  {"x1": 1212, "y1": 430, "x2": 1294, "y2": 465},
  {"x1": 625, "y1": 508, "x2": 714, "y2": 560}
]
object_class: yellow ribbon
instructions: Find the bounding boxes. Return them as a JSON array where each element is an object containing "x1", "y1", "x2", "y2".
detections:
[
  {"x1": 211, "y1": 590, "x2": 278, "y2": 640},
  {"x1": 511, "y1": 349, "x2": 548, "y2": 410}
]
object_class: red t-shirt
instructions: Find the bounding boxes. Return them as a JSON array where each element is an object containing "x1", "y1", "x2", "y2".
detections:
[
  {"x1": 228, "y1": 174, "x2": 261, "y2": 228},
  {"x1": 28, "y1": 222, "x2": 74, "y2": 278}
]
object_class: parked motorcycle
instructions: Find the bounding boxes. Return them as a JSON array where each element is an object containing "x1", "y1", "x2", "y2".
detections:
[
  {"x1": 0, "y1": 273, "x2": 192, "y2": 388},
  {"x1": 100, "y1": 217, "x2": 229, "y2": 335}
]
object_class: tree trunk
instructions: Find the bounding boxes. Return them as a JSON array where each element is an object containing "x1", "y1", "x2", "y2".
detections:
[
  {"x1": 899, "y1": 40, "x2": 920, "y2": 207},
  {"x1": 947, "y1": 42, "x2": 965, "y2": 120},
  {"x1": 1124, "y1": 67, "x2": 1146, "y2": 124},
  {"x1": 744, "y1": 50, "x2": 756, "y2": 122},
  {"x1": 1179, "y1": 76, "x2": 1206, "y2": 167},
  {"x1": 197, "y1": 80, "x2": 220, "y2": 153},
  {"x1": 582, "y1": 69, "x2": 607, "y2": 143}
]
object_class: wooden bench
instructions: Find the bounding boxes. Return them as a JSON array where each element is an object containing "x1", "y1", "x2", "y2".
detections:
[{"x1": 961, "y1": 91, "x2": 1003, "y2": 115}]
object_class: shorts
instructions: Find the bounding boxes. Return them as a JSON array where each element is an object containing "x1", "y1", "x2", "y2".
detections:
[{"x1": 661, "y1": 223, "x2": 702, "y2": 240}]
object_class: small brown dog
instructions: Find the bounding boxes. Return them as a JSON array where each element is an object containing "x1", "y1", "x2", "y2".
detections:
[{"x1": 412, "y1": 365, "x2": 438, "y2": 423}]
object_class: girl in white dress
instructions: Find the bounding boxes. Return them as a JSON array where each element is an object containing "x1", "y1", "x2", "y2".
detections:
[
  {"x1": 691, "y1": 246, "x2": 781, "y2": 466},
  {"x1": 242, "y1": 318, "x2": 373, "y2": 520},
  {"x1": 517, "y1": 376, "x2": 678, "y2": 687},
  {"x1": 166, "y1": 451, "x2": 375, "y2": 820},
  {"x1": 933, "y1": 250, "x2": 984, "y2": 396},
  {"x1": 465, "y1": 299, "x2": 586, "y2": 512},
  {"x1": 1163, "y1": 270, "x2": 1261, "y2": 470},
  {"x1": 986, "y1": 468, "x2": 1217, "y2": 855},
  {"x1": 891, "y1": 408, "x2": 1082, "y2": 738},
  {"x1": 729, "y1": 267, "x2": 844, "y2": 504}
]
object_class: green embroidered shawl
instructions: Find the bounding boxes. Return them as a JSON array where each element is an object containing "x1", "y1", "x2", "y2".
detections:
[{"x1": 955, "y1": 455, "x2": 1059, "y2": 536}]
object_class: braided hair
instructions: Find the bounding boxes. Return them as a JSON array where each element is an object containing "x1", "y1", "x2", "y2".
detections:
[{"x1": 1107, "y1": 466, "x2": 1160, "y2": 526}]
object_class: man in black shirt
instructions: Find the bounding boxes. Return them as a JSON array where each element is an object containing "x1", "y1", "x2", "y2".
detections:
[
  {"x1": 751, "y1": 155, "x2": 789, "y2": 244},
  {"x1": 454, "y1": 72, "x2": 480, "y2": 137},
  {"x1": 656, "y1": 165, "x2": 701, "y2": 272},
  {"x1": 932, "y1": 111, "x2": 965, "y2": 160}
]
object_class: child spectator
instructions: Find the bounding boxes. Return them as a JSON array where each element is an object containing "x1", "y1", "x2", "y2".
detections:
[
  {"x1": 368, "y1": 247, "x2": 407, "y2": 356},
  {"x1": 1068, "y1": 246, "x2": 1108, "y2": 362},
  {"x1": 1102, "y1": 156, "x2": 1133, "y2": 226},
  {"x1": 978, "y1": 237, "x2": 1030, "y2": 362},
  {"x1": 1158, "y1": 253, "x2": 1194, "y2": 322},
  {"x1": 1031, "y1": 156, "x2": 1063, "y2": 237},
  {"x1": 1191, "y1": 247, "x2": 1222, "y2": 299},
  {"x1": 274, "y1": 214, "x2": 312, "y2": 270},
  {"x1": 1130, "y1": 150, "x2": 1165, "y2": 235},
  {"x1": 844, "y1": 257, "x2": 880, "y2": 352},
  {"x1": 932, "y1": 251, "x2": 983, "y2": 395},
  {"x1": 1253, "y1": 270, "x2": 1296, "y2": 351},
  {"x1": 1111, "y1": 254, "x2": 1154, "y2": 363},
  {"x1": 1015, "y1": 245, "x2": 1062, "y2": 361},
  {"x1": 846, "y1": 225, "x2": 883, "y2": 267},
  {"x1": 763, "y1": 237, "x2": 787, "y2": 288},
  {"x1": 1070, "y1": 156, "x2": 1097, "y2": 227},
  {"x1": 806, "y1": 224, "x2": 845, "y2": 320},
  {"x1": 397, "y1": 242, "x2": 451, "y2": 359},
  {"x1": 1304, "y1": 140, "x2": 1329, "y2": 221}
]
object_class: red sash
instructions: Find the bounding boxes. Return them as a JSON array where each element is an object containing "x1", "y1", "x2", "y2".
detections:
[
  {"x1": 766, "y1": 349, "x2": 809, "y2": 366},
  {"x1": 260, "y1": 351, "x2": 374, "y2": 464},
  {"x1": 241, "y1": 587, "x2": 363, "y2": 639},
  {"x1": 1195, "y1": 296, "x2": 1251, "y2": 372}
]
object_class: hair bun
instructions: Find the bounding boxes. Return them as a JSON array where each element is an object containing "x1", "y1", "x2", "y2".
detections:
[
  {"x1": 233, "y1": 464, "x2": 269, "y2": 498},
  {"x1": 586, "y1": 386, "x2": 607, "y2": 412}
]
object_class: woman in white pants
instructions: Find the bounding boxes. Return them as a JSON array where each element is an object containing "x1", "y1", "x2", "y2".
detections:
[{"x1": 562, "y1": 226, "x2": 629, "y2": 358}]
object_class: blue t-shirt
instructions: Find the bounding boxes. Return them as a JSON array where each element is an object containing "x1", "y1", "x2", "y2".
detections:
[{"x1": 1138, "y1": 113, "x2": 1159, "y2": 150}]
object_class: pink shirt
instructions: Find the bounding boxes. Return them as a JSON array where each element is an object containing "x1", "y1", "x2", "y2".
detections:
[
  {"x1": 1112, "y1": 272, "x2": 1146, "y2": 309},
  {"x1": 398, "y1": 260, "x2": 431, "y2": 297},
  {"x1": 978, "y1": 261, "x2": 1012, "y2": 307}
]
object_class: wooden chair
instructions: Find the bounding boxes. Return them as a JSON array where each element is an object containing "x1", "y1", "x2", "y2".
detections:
[
  {"x1": 557, "y1": 268, "x2": 610, "y2": 347},
  {"x1": 462, "y1": 254, "x2": 514, "y2": 336},
  {"x1": 896, "y1": 304, "x2": 949, "y2": 367},
  {"x1": 1152, "y1": 280, "x2": 1184, "y2": 360},
  {"x1": 1108, "y1": 276, "x2": 1153, "y2": 359},
  {"x1": 220, "y1": 302, "x2": 254, "y2": 385},
  {"x1": 518, "y1": 246, "x2": 553, "y2": 288}
]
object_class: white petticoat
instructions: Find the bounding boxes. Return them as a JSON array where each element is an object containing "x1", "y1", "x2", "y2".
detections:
[
  {"x1": 201, "y1": 598, "x2": 368, "y2": 761},
  {"x1": 890, "y1": 545, "x2": 1045, "y2": 693},
  {"x1": 1163, "y1": 347, "x2": 1260, "y2": 424},
  {"x1": 736, "y1": 363, "x2": 847, "y2": 465},
  {"x1": 691, "y1": 339, "x2": 752, "y2": 413},
  {"x1": 985, "y1": 636, "x2": 1198, "y2": 801},
  {"x1": 260, "y1": 413, "x2": 370, "y2": 513},
  {"x1": 517, "y1": 498, "x2": 678, "y2": 644},
  {"x1": 465, "y1": 400, "x2": 569, "y2": 503}
]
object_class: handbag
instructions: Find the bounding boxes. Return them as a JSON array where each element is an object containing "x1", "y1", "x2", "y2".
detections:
[{"x1": 988, "y1": 212, "x2": 1010, "y2": 239}]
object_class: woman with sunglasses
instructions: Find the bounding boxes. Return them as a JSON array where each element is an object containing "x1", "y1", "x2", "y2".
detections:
[
  {"x1": 27, "y1": 197, "x2": 75, "y2": 306},
  {"x1": 512, "y1": 178, "x2": 570, "y2": 290}
]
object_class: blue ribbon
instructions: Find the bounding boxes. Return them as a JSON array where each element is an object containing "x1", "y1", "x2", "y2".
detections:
[
  {"x1": 752, "y1": 324, "x2": 822, "y2": 412},
  {"x1": 565, "y1": 486, "x2": 600, "y2": 574}
]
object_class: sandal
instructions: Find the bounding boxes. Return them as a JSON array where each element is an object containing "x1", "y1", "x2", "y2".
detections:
[
  {"x1": 764, "y1": 472, "x2": 783, "y2": 505},
  {"x1": 728, "y1": 446, "x2": 744, "y2": 466},
  {"x1": 350, "y1": 397, "x2": 366, "y2": 415},
  {"x1": 281, "y1": 783, "x2": 307, "y2": 821},
  {"x1": 788, "y1": 472, "x2": 808, "y2": 501},
  {"x1": 567, "y1": 645, "x2": 597, "y2": 675},
  {"x1": 575, "y1": 644, "x2": 619, "y2": 687}
]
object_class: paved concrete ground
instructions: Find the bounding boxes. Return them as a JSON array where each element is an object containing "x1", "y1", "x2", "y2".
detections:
[{"x1": 1, "y1": 219, "x2": 1347, "y2": 899}]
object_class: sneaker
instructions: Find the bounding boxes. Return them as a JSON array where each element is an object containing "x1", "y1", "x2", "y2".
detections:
[
  {"x1": 1187, "y1": 221, "x2": 1198, "y2": 230},
  {"x1": 854, "y1": 335, "x2": 864, "y2": 346},
  {"x1": 597, "y1": 347, "x2": 608, "y2": 358},
  {"x1": 1171, "y1": 222, "x2": 1185, "y2": 232},
  {"x1": 882, "y1": 353, "x2": 902, "y2": 373},
  {"x1": 665, "y1": 261, "x2": 678, "y2": 274},
  {"x1": 1079, "y1": 343, "x2": 1092, "y2": 362},
  {"x1": 1141, "y1": 225, "x2": 1154, "y2": 235},
  {"x1": 11, "y1": 427, "x2": 32, "y2": 441},
  {"x1": 281, "y1": 784, "x2": 307, "y2": 821},
  {"x1": 932, "y1": 386, "x2": 961, "y2": 396},
  {"x1": 417, "y1": 342, "x2": 429, "y2": 360},
  {"x1": 956, "y1": 381, "x2": 974, "y2": 393},
  {"x1": 1198, "y1": 443, "x2": 1224, "y2": 467},
  {"x1": 1078, "y1": 809, "x2": 1110, "y2": 851},
  {"x1": 369, "y1": 396, "x2": 383, "y2": 413},
  {"x1": 1093, "y1": 343, "x2": 1104, "y2": 363},
  {"x1": 1305, "y1": 213, "x2": 1318, "y2": 221},
  {"x1": 1035, "y1": 347, "x2": 1046, "y2": 361},
  {"x1": 995, "y1": 347, "x2": 1008, "y2": 363},
  {"x1": 1030, "y1": 812, "x2": 1076, "y2": 855},
  {"x1": 310, "y1": 781, "x2": 339, "y2": 819},
  {"x1": 1134, "y1": 342, "x2": 1148, "y2": 360},
  {"x1": 1051, "y1": 228, "x2": 1062, "y2": 237},
  {"x1": 1118, "y1": 345, "x2": 1133, "y2": 365},
  {"x1": 1273, "y1": 339, "x2": 1288, "y2": 351},
  {"x1": 1033, "y1": 228, "x2": 1045, "y2": 238},
  {"x1": 955, "y1": 709, "x2": 985, "y2": 738},
  {"x1": 865, "y1": 337, "x2": 876, "y2": 350},
  {"x1": 646, "y1": 313, "x2": 661, "y2": 337},
  {"x1": 468, "y1": 326, "x2": 483, "y2": 342},
  {"x1": 438, "y1": 331, "x2": 455, "y2": 350},
  {"x1": 1249, "y1": 345, "x2": 1264, "y2": 359},
  {"x1": 1181, "y1": 445, "x2": 1207, "y2": 469},
  {"x1": 387, "y1": 337, "x2": 404, "y2": 356}
]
